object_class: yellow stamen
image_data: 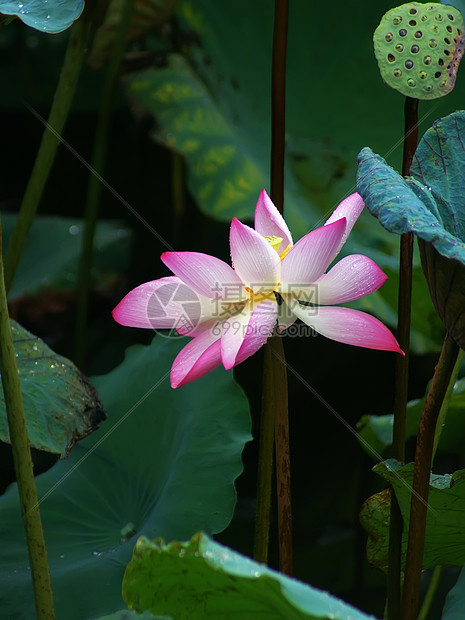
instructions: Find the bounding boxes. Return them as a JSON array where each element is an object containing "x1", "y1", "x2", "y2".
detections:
[
  {"x1": 280, "y1": 244, "x2": 292, "y2": 260},
  {"x1": 265, "y1": 235, "x2": 283, "y2": 252}
]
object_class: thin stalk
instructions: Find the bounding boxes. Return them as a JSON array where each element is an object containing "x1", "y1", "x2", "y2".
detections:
[
  {"x1": 402, "y1": 332, "x2": 460, "y2": 619},
  {"x1": 4, "y1": 15, "x2": 91, "y2": 294},
  {"x1": 74, "y1": 0, "x2": 135, "y2": 368},
  {"x1": 271, "y1": 334, "x2": 292, "y2": 575},
  {"x1": 387, "y1": 96, "x2": 418, "y2": 620},
  {"x1": 271, "y1": 0, "x2": 292, "y2": 576},
  {"x1": 432, "y1": 349, "x2": 464, "y2": 458},
  {"x1": 0, "y1": 218, "x2": 55, "y2": 619},
  {"x1": 254, "y1": 0, "x2": 291, "y2": 573},
  {"x1": 270, "y1": 0, "x2": 289, "y2": 212},
  {"x1": 253, "y1": 343, "x2": 276, "y2": 563},
  {"x1": 417, "y1": 565, "x2": 443, "y2": 620}
]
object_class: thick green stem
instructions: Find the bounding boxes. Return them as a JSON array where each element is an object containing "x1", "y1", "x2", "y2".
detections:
[
  {"x1": 4, "y1": 15, "x2": 91, "y2": 294},
  {"x1": 417, "y1": 566, "x2": 443, "y2": 620},
  {"x1": 272, "y1": 0, "x2": 292, "y2": 576},
  {"x1": 253, "y1": 343, "x2": 276, "y2": 564},
  {"x1": 402, "y1": 333, "x2": 460, "y2": 619},
  {"x1": 387, "y1": 96, "x2": 418, "y2": 620},
  {"x1": 0, "y1": 219, "x2": 55, "y2": 619},
  {"x1": 74, "y1": 0, "x2": 135, "y2": 368},
  {"x1": 254, "y1": 0, "x2": 291, "y2": 573},
  {"x1": 270, "y1": 0, "x2": 289, "y2": 213},
  {"x1": 271, "y1": 334, "x2": 292, "y2": 575}
]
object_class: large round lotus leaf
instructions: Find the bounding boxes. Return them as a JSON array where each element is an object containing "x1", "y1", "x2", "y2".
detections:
[
  {"x1": 0, "y1": 337, "x2": 251, "y2": 619},
  {"x1": 0, "y1": 321, "x2": 105, "y2": 457},
  {"x1": 122, "y1": 533, "x2": 377, "y2": 620},
  {"x1": 374, "y1": 2, "x2": 464, "y2": 99},
  {"x1": 0, "y1": 0, "x2": 83, "y2": 33},
  {"x1": 1, "y1": 214, "x2": 132, "y2": 300}
]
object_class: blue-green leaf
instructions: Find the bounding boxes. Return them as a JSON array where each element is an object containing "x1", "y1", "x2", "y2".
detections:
[
  {"x1": 357, "y1": 146, "x2": 465, "y2": 264},
  {"x1": 357, "y1": 111, "x2": 465, "y2": 266},
  {"x1": 0, "y1": 0, "x2": 83, "y2": 33}
]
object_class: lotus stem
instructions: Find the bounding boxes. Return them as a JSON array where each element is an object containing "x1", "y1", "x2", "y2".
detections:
[
  {"x1": 254, "y1": 343, "x2": 276, "y2": 564},
  {"x1": 432, "y1": 348, "x2": 464, "y2": 458},
  {"x1": 254, "y1": 0, "x2": 292, "y2": 574},
  {"x1": 271, "y1": 334, "x2": 292, "y2": 574},
  {"x1": 402, "y1": 332, "x2": 460, "y2": 619},
  {"x1": 417, "y1": 566, "x2": 443, "y2": 620},
  {"x1": 4, "y1": 14, "x2": 91, "y2": 294},
  {"x1": 387, "y1": 95, "x2": 418, "y2": 620},
  {"x1": 74, "y1": 0, "x2": 135, "y2": 369},
  {"x1": 0, "y1": 217, "x2": 55, "y2": 619},
  {"x1": 272, "y1": 0, "x2": 292, "y2": 575}
]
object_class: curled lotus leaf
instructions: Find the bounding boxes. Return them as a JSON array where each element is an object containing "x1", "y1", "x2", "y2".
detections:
[{"x1": 0, "y1": 0, "x2": 84, "y2": 33}]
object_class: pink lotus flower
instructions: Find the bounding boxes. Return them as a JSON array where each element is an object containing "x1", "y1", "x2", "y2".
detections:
[{"x1": 113, "y1": 191, "x2": 402, "y2": 388}]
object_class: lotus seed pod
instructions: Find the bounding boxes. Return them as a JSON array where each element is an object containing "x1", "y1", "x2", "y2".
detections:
[{"x1": 374, "y1": 2, "x2": 465, "y2": 99}]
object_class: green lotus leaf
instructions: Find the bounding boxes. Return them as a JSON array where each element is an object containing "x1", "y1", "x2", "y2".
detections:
[
  {"x1": 0, "y1": 321, "x2": 105, "y2": 456},
  {"x1": 122, "y1": 533, "x2": 377, "y2": 619},
  {"x1": 360, "y1": 460, "x2": 465, "y2": 570},
  {"x1": 1, "y1": 214, "x2": 132, "y2": 300},
  {"x1": 0, "y1": 337, "x2": 251, "y2": 619}
]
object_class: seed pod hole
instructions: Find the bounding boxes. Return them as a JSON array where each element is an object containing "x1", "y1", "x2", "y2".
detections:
[
  {"x1": 429, "y1": 39, "x2": 438, "y2": 48},
  {"x1": 419, "y1": 70, "x2": 427, "y2": 79},
  {"x1": 435, "y1": 13, "x2": 444, "y2": 21},
  {"x1": 405, "y1": 59, "x2": 414, "y2": 68},
  {"x1": 393, "y1": 16, "x2": 403, "y2": 25},
  {"x1": 409, "y1": 19, "x2": 417, "y2": 26},
  {"x1": 414, "y1": 30, "x2": 423, "y2": 38},
  {"x1": 409, "y1": 7, "x2": 417, "y2": 14},
  {"x1": 395, "y1": 43, "x2": 405, "y2": 52},
  {"x1": 388, "y1": 53, "x2": 396, "y2": 62},
  {"x1": 393, "y1": 68, "x2": 403, "y2": 77},
  {"x1": 411, "y1": 44, "x2": 420, "y2": 53},
  {"x1": 424, "y1": 84, "x2": 433, "y2": 91},
  {"x1": 445, "y1": 37, "x2": 451, "y2": 44},
  {"x1": 435, "y1": 71, "x2": 442, "y2": 77},
  {"x1": 424, "y1": 55, "x2": 432, "y2": 64},
  {"x1": 385, "y1": 32, "x2": 394, "y2": 41},
  {"x1": 407, "y1": 78, "x2": 416, "y2": 86},
  {"x1": 448, "y1": 14, "x2": 455, "y2": 20},
  {"x1": 399, "y1": 28, "x2": 408, "y2": 36}
]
